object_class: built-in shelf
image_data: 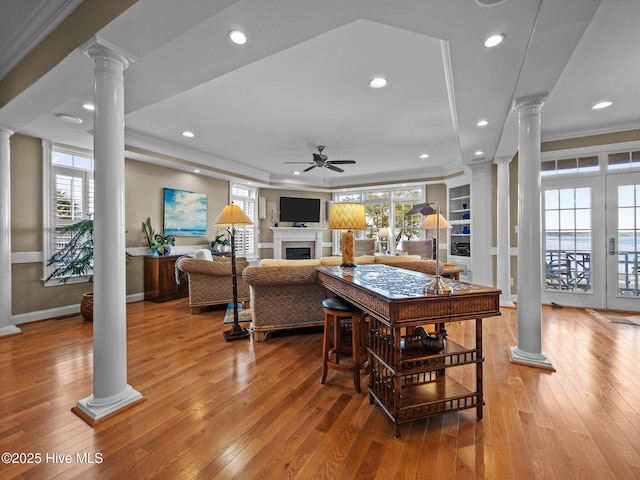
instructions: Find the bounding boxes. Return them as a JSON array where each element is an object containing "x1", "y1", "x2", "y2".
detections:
[{"x1": 448, "y1": 183, "x2": 471, "y2": 281}]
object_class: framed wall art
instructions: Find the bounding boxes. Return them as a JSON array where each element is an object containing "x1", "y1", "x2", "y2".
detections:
[{"x1": 163, "y1": 188, "x2": 207, "y2": 236}]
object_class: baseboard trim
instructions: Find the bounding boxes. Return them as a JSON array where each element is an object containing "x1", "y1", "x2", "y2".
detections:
[{"x1": 13, "y1": 293, "x2": 145, "y2": 325}]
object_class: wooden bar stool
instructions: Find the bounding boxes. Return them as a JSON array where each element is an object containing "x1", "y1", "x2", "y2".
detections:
[{"x1": 320, "y1": 297, "x2": 369, "y2": 393}]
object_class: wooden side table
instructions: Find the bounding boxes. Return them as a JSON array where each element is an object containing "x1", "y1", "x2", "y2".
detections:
[{"x1": 144, "y1": 255, "x2": 189, "y2": 302}]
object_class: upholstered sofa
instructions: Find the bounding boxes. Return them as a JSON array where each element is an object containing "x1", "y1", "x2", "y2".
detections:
[
  {"x1": 243, "y1": 255, "x2": 443, "y2": 341},
  {"x1": 176, "y1": 250, "x2": 250, "y2": 314}
]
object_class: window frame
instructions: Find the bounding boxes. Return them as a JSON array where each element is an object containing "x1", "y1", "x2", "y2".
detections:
[
  {"x1": 230, "y1": 182, "x2": 258, "y2": 260},
  {"x1": 42, "y1": 140, "x2": 94, "y2": 285},
  {"x1": 333, "y1": 186, "x2": 425, "y2": 254}
]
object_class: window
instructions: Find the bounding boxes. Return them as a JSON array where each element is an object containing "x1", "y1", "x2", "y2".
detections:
[
  {"x1": 543, "y1": 187, "x2": 592, "y2": 292},
  {"x1": 230, "y1": 183, "x2": 258, "y2": 259},
  {"x1": 43, "y1": 141, "x2": 94, "y2": 283},
  {"x1": 541, "y1": 155, "x2": 599, "y2": 176},
  {"x1": 608, "y1": 150, "x2": 640, "y2": 170},
  {"x1": 334, "y1": 186, "x2": 424, "y2": 253}
]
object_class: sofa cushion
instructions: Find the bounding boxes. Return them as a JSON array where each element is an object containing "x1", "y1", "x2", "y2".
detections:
[
  {"x1": 259, "y1": 258, "x2": 321, "y2": 267},
  {"x1": 320, "y1": 255, "x2": 375, "y2": 266},
  {"x1": 374, "y1": 254, "x2": 422, "y2": 264}
]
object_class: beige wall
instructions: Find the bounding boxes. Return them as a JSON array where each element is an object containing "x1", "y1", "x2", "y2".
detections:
[{"x1": 9, "y1": 133, "x2": 230, "y2": 316}]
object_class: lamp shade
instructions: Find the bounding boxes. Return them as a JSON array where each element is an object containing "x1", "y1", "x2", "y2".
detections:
[
  {"x1": 329, "y1": 202, "x2": 367, "y2": 230},
  {"x1": 378, "y1": 227, "x2": 390, "y2": 237},
  {"x1": 420, "y1": 213, "x2": 452, "y2": 230},
  {"x1": 212, "y1": 204, "x2": 253, "y2": 227}
]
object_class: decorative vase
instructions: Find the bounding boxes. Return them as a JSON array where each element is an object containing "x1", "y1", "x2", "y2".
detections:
[{"x1": 80, "y1": 292, "x2": 93, "y2": 321}]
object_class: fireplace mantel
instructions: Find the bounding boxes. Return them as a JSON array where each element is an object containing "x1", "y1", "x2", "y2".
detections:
[{"x1": 271, "y1": 227, "x2": 325, "y2": 260}]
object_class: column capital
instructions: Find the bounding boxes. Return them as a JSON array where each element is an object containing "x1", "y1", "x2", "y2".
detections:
[
  {"x1": 494, "y1": 156, "x2": 512, "y2": 167},
  {"x1": 80, "y1": 36, "x2": 137, "y2": 70},
  {"x1": 513, "y1": 94, "x2": 548, "y2": 113},
  {"x1": 0, "y1": 126, "x2": 15, "y2": 137},
  {"x1": 466, "y1": 157, "x2": 494, "y2": 170}
]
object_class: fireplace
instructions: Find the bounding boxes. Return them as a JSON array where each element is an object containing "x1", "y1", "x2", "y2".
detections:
[
  {"x1": 286, "y1": 247, "x2": 311, "y2": 260},
  {"x1": 271, "y1": 227, "x2": 325, "y2": 260}
]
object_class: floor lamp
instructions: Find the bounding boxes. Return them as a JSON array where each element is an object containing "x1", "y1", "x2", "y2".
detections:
[
  {"x1": 213, "y1": 203, "x2": 253, "y2": 341},
  {"x1": 420, "y1": 202, "x2": 453, "y2": 295},
  {"x1": 329, "y1": 202, "x2": 367, "y2": 267}
]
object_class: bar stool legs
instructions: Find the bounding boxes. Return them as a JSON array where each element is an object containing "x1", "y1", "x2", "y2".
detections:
[{"x1": 320, "y1": 297, "x2": 369, "y2": 393}]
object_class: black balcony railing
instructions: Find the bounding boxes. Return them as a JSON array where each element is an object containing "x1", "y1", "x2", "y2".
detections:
[{"x1": 546, "y1": 250, "x2": 640, "y2": 295}]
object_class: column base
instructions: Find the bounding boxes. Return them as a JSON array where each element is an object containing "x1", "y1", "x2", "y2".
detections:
[
  {"x1": 73, "y1": 384, "x2": 144, "y2": 426},
  {"x1": 0, "y1": 324, "x2": 22, "y2": 337},
  {"x1": 509, "y1": 346, "x2": 555, "y2": 371}
]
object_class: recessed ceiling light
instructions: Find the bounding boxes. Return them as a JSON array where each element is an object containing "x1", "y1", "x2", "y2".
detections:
[
  {"x1": 484, "y1": 34, "x2": 505, "y2": 48},
  {"x1": 294, "y1": 171, "x2": 301, "y2": 175},
  {"x1": 193, "y1": 169, "x2": 200, "y2": 173},
  {"x1": 182, "y1": 131, "x2": 195, "y2": 138},
  {"x1": 477, "y1": 119, "x2": 489, "y2": 127},
  {"x1": 369, "y1": 77, "x2": 388, "y2": 89},
  {"x1": 475, "y1": 150, "x2": 484, "y2": 156},
  {"x1": 54, "y1": 113, "x2": 82, "y2": 124},
  {"x1": 228, "y1": 30, "x2": 247, "y2": 45},
  {"x1": 82, "y1": 103, "x2": 95, "y2": 111},
  {"x1": 419, "y1": 153, "x2": 429, "y2": 159},
  {"x1": 592, "y1": 101, "x2": 612, "y2": 110}
]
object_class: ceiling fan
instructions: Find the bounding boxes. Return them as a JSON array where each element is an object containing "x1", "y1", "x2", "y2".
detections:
[{"x1": 284, "y1": 145, "x2": 356, "y2": 173}]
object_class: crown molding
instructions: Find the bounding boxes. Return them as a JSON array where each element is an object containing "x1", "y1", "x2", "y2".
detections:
[{"x1": 0, "y1": 0, "x2": 84, "y2": 80}]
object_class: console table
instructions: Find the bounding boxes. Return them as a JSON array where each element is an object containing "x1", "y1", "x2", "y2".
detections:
[
  {"x1": 144, "y1": 255, "x2": 189, "y2": 302},
  {"x1": 316, "y1": 264, "x2": 501, "y2": 438}
]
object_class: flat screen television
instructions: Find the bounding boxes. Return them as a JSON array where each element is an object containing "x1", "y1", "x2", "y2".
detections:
[{"x1": 279, "y1": 197, "x2": 321, "y2": 223}]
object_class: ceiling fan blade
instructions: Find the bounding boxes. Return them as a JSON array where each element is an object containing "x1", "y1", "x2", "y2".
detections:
[
  {"x1": 326, "y1": 164, "x2": 344, "y2": 173},
  {"x1": 327, "y1": 160, "x2": 356, "y2": 165},
  {"x1": 303, "y1": 165, "x2": 317, "y2": 172},
  {"x1": 313, "y1": 153, "x2": 322, "y2": 162}
]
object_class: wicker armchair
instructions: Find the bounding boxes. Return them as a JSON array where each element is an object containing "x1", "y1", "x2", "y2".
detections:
[
  {"x1": 402, "y1": 239, "x2": 434, "y2": 259},
  {"x1": 176, "y1": 256, "x2": 250, "y2": 314},
  {"x1": 354, "y1": 239, "x2": 376, "y2": 256},
  {"x1": 242, "y1": 265, "x2": 326, "y2": 341}
]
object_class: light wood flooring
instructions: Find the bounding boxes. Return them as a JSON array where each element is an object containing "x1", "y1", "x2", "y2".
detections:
[{"x1": 1, "y1": 300, "x2": 639, "y2": 479}]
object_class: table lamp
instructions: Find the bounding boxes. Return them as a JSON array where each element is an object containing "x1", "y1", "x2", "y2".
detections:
[
  {"x1": 378, "y1": 227, "x2": 390, "y2": 254},
  {"x1": 212, "y1": 203, "x2": 253, "y2": 341},
  {"x1": 420, "y1": 203, "x2": 453, "y2": 295},
  {"x1": 329, "y1": 202, "x2": 367, "y2": 267}
]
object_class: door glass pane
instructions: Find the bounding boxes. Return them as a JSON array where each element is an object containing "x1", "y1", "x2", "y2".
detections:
[
  {"x1": 545, "y1": 187, "x2": 592, "y2": 292},
  {"x1": 617, "y1": 185, "x2": 640, "y2": 296}
]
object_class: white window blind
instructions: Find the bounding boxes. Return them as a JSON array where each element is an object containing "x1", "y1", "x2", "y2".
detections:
[
  {"x1": 43, "y1": 141, "x2": 94, "y2": 282},
  {"x1": 230, "y1": 183, "x2": 257, "y2": 259}
]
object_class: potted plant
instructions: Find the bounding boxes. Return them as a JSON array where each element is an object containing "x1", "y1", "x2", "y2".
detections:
[
  {"x1": 211, "y1": 231, "x2": 231, "y2": 253},
  {"x1": 45, "y1": 218, "x2": 132, "y2": 321},
  {"x1": 142, "y1": 217, "x2": 175, "y2": 256}
]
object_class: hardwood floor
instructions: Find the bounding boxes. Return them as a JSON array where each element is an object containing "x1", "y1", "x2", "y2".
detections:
[{"x1": 1, "y1": 301, "x2": 639, "y2": 479}]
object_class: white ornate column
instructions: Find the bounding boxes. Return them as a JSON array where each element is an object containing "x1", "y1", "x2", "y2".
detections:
[
  {"x1": 0, "y1": 127, "x2": 21, "y2": 337},
  {"x1": 495, "y1": 156, "x2": 514, "y2": 307},
  {"x1": 510, "y1": 95, "x2": 554, "y2": 370},
  {"x1": 74, "y1": 38, "x2": 142, "y2": 423},
  {"x1": 469, "y1": 159, "x2": 493, "y2": 287}
]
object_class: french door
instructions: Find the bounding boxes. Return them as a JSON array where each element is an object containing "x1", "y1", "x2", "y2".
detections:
[
  {"x1": 542, "y1": 176, "x2": 604, "y2": 308},
  {"x1": 605, "y1": 172, "x2": 640, "y2": 311},
  {"x1": 542, "y1": 172, "x2": 640, "y2": 311}
]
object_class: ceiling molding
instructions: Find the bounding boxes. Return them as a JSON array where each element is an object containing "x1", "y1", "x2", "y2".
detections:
[
  {"x1": 541, "y1": 121, "x2": 640, "y2": 143},
  {"x1": 440, "y1": 40, "x2": 463, "y2": 165},
  {"x1": 0, "y1": 0, "x2": 84, "y2": 80}
]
